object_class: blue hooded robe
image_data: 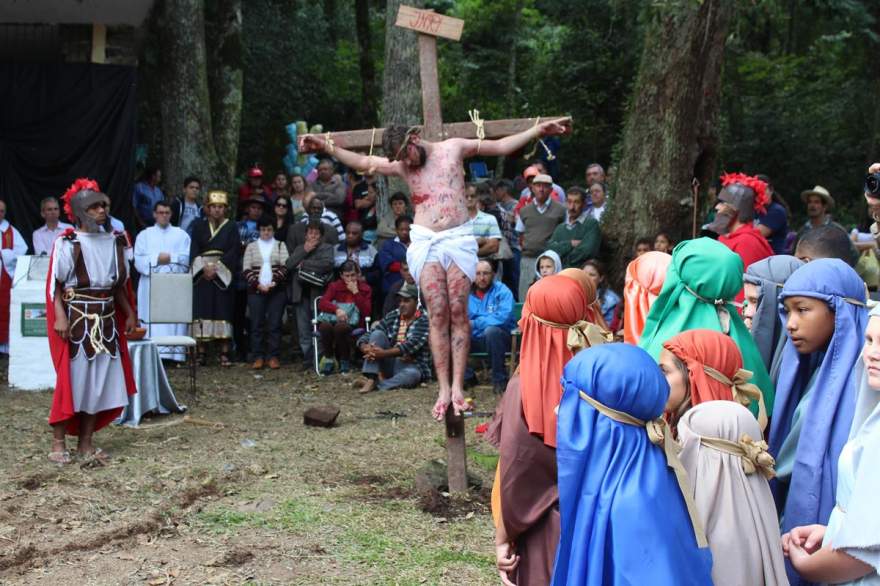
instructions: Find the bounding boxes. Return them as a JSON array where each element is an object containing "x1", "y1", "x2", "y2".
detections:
[
  {"x1": 552, "y1": 343, "x2": 714, "y2": 586},
  {"x1": 770, "y1": 258, "x2": 869, "y2": 586}
]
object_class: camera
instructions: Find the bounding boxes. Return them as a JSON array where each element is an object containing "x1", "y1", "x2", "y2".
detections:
[{"x1": 866, "y1": 173, "x2": 880, "y2": 196}]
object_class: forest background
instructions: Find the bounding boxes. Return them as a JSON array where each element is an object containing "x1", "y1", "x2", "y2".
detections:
[{"x1": 136, "y1": 0, "x2": 880, "y2": 268}]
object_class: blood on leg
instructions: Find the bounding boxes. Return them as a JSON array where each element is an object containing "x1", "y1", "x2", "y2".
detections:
[
  {"x1": 446, "y1": 264, "x2": 472, "y2": 416},
  {"x1": 419, "y1": 263, "x2": 453, "y2": 420}
]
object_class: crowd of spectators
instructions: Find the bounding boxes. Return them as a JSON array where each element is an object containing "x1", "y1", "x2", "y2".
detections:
[{"x1": 4, "y1": 156, "x2": 872, "y2": 401}]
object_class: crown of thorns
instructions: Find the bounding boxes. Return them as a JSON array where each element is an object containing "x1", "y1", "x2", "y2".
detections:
[{"x1": 388, "y1": 126, "x2": 421, "y2": 161}]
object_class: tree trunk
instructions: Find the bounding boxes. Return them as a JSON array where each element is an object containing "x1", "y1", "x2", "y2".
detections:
[
  {"x1": 378, "y1": 0, "x2": 423, "y2": 214},
  {"x1": 603, "y1": 0, "x2": 734, "y2": 284},
  {"x1": 206, "y1": 0, "x2": 243, "y2": 185},
  {"x1": 355, "y1": 0, "x2": 378, "y2": 128},
  {"x1": 159, "y1": 0, "x2": 223, "y2": 195}
]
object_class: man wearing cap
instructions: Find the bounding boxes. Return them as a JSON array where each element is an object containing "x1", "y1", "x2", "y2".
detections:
[
  {"x1": 190, "y1": 190, "x2": 240, "y2": 367},
  {"x1": 356, "y1": 282, "x2": 430, "y2": 394},
  {"x1": 299, "y1": 117, "x2": 570, "y2": 420},
  {"x1": 237, "y1": 165, "x2": 269, "y2": 219},
  {"x1": 515, "y1": 173, "x2": 566, "y2": 300},
  {"x1": 517, "y1": 163, "x2": 565, "y2": 205},
  {"x1": 704, "y1": 173, "x2": 773, "y2": 298},
  {"x1": 310, "y1": 159, "x2": 347, "y2": 219},
  {"x1": 797, "y1": 185, "x2": 845, "y2": 242}
]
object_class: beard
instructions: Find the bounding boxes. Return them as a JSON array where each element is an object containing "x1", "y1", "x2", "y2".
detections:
[{"x1": 406, "y1": 145, "x2": 427, "y2": 168}]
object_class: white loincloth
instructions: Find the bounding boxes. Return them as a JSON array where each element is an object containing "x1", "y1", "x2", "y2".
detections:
[{"x1": 407, "y1": 222, "x2": 478, "y2": 286}]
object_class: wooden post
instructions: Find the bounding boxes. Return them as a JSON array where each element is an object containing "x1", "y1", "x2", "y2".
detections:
[
  {"x1": 314, "y1": 5, "x2": 569, "y2": 495},
  {"x1": 398, "y1": 5, "x2": 469, "y2": 494}
]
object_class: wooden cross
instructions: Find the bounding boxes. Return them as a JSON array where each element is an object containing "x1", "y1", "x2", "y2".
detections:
[{"x1": 321, "y1": 6, "x2": 566, "y2": 494}]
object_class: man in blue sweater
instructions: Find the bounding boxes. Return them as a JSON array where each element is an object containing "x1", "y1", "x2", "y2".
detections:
[{"x1": 467, "y1": 260, "x2": 515, "y2": 394}]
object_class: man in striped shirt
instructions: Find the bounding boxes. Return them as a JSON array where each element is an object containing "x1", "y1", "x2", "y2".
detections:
[{"x1": 356, "y1": 283, "x2": 430, "y2": 394}]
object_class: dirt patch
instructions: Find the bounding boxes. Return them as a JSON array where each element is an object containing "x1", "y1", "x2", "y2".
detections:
[
  {"x1": 177, "y1": 477, "x2": 220, "y2": 508},
  {"x1": 0, "y1": 544, "x2": 37, "y2": 573},
  {"x1": 418, "y1": 486, "x2": 492, "y2": 519},
  {"x1": 212, "y1": 547, "x2": 255, "y2": 567},
  {"x1": 17, "y1": 472, "x2": 56, "y2": 491},
  {"x1": 0, "y1": 363, "x2": 499, "y2": 584}
]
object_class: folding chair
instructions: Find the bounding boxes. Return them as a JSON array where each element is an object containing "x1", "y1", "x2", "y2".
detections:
[
  {"x1": 147, "y1": 262, "x2": 198, "y2": 394},
  {"x1": 312, "y1": 295, "x2": 371, "y2": 376}
]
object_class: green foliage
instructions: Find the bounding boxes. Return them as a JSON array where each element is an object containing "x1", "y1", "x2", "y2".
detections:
[
  {"x1": 720, "y1": 0, "x2": 880, "y2": 228},
  {"x1": 438, "y1": 0, "x2": 643, "y2": 183},
  {"x1": 237, "y1": 0, "x2": 385, "y2": 173}
]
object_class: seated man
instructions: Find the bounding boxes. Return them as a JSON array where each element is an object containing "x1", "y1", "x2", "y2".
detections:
[
  {"x1": 466, "y1": 260, "x2": 515, "y2": 394},
  {"x1": 356, "y1": 282, "x2": 430, "y2": 394}
]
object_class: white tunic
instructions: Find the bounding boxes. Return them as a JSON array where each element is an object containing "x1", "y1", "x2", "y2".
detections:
[
  {"x1": 134, "y1": 224, "x2": 191, "y2": 361},
  {"x1": 51, "y1": 232, "x2": 128, "y2": 415}
]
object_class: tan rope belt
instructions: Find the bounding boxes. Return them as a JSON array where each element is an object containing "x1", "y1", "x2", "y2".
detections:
[
  {"x1": 702, "y1": 365, "x2": 768, "y2": 432},
  {"x1": 578, "y1": 390, "x2": 708, "y2": 548},
  {"x1": 529, "y1": 314, "x2": 612, "y2": 352},
  {"x1": 699, "y1": 434, "x2": 776, "y2": 479},
  {"x1": 64, "y1": 290, "x2": 115, "y2": 356}
]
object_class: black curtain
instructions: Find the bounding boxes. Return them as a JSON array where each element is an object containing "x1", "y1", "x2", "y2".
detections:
[{"x1": 0, "y1": 63, "x2": 137, "y2": 248}]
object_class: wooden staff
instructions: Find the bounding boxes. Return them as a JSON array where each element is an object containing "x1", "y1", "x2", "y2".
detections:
[{"x1": 691, "y1": 178, "x2": 700, "y2": 239}]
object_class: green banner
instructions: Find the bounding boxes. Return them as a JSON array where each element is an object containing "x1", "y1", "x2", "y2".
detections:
[{"x1": 21, "y1": 303, "x2": 48, "y2": 337}]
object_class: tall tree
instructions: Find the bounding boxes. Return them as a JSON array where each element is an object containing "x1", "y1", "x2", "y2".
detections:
[
  {"x1": 603, "y1": 0, "x2": 734, "y2": 280},
  {"x1": 158, "y1": 0, "x2": 243, "y2": 193},
  {"x1": 378, "y1": 0, "x2": 423, "y2": 214}
]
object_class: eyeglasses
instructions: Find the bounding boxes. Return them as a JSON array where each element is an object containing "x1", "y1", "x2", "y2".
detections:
[{"x1": 275, "y1": 203, "x2": 289, "y2": 208}]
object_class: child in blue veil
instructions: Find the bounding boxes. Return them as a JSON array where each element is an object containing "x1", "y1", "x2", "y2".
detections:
[{"x1": 552, "y1": 343, "x2": 713, "y2": 585}]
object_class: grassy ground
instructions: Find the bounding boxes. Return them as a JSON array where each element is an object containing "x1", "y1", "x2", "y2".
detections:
[{"x1": 0, "y1": 359, "x2": 502, "y2": 585}]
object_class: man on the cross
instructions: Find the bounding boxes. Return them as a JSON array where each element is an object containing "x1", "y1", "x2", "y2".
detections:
[{"x1": 300, "y1": 119, "x2": 570, "y2": 420}]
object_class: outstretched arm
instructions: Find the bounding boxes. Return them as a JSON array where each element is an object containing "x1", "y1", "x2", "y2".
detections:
[
  {"x1": 299, "y1": 135, "x2": 404, "y2": 177},
  {"x1": 459, "y1": 117, "x2": 571, "y2": 159}
]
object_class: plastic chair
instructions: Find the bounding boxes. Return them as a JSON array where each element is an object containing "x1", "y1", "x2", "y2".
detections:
[{"x1": 147, "y1": 262, "x2": 198, "y2": 394}]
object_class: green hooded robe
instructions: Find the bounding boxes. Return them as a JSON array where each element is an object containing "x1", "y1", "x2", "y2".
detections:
[{"x1": 639, "y1": 237, "x2": 775, "y2": 414}]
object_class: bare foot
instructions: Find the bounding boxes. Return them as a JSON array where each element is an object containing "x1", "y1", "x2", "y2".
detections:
[
  {"x1": 450, "y1": 388, "x2": 471, "y2": 417},
  {"x1": 432, "y1": 388, "x2": 452, "y2": 421},
  {"x1": 358, "y1": 378, "x2": 377, "y2": 394}
]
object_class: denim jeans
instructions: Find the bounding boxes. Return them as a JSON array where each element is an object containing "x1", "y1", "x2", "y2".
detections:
[
  {"x1": 247, "y1": 288, "x2": 287, "y2": 360},
  {"x1": 501, "y1": 248, "x2": 521, "y2": 302},
  {"x1": 467, "y1": 325, "x2": 511, "y2": 385},
  {"x1": 361, "y1": 329, "x2": 422, "y2": 390}
]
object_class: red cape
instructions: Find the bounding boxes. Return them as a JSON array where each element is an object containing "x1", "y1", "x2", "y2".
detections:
[
  {"x1": 46, "y1": 232, "x2": 137, "y2": 435},
  {"x1": 719, "y1": 223, "x2": 774, "y2": 304}
]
